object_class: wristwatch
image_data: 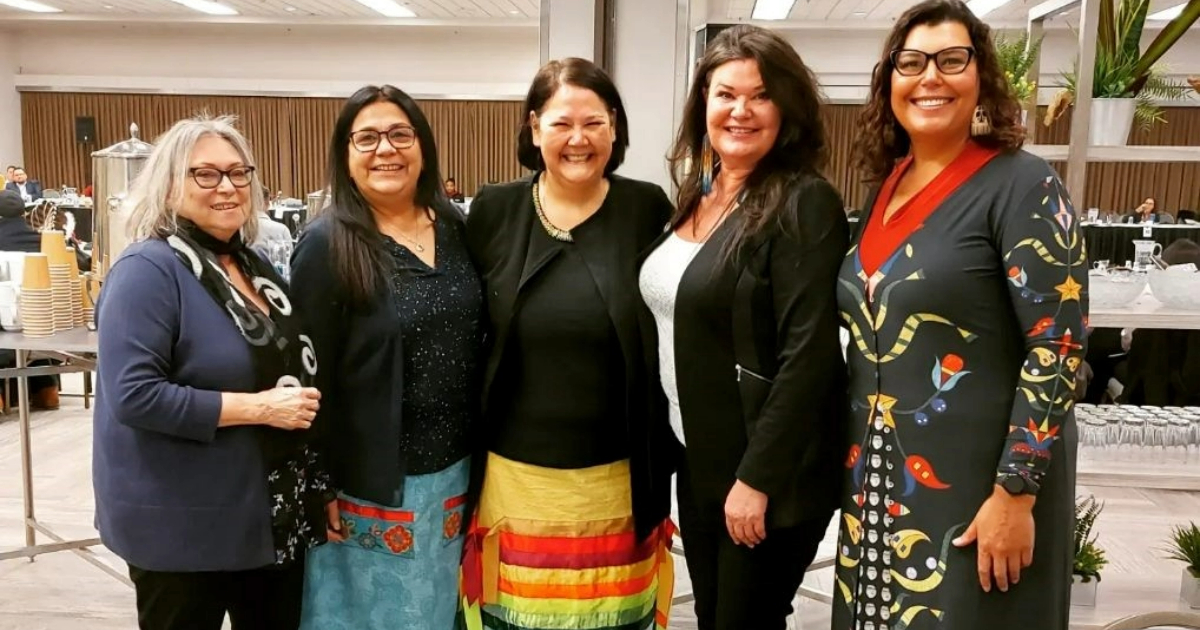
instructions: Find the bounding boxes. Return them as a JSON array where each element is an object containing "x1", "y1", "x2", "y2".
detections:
[{"x1": 996, "y1": 473, "x2": 1039, "y2": 496}]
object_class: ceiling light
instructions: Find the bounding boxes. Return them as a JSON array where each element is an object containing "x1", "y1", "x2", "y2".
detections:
[
  {"x1": 165, "y1": 0, "x2": 238, "y2": 14},
  {"x1": 508, "y1": 9, "x2": 518, "y2": 14},
  {"x1": 965, "y1": 0, "x2": 1011, "y2": 17},
  {"x1": 1148, "y1": 3, "x2": 1184, "y2": 19},
  {"x1": 0, "y1": 0, "x2": 62, "y2": 12},
  {"x1": 851, "y1": 11, "x2": 866, "y2": 16},
  {"x1": 352, "y1": 0, "x2": 414, "y2": 17},
  {"x1": 751, "y1": 0, "x2": 796, "y2": 20}
]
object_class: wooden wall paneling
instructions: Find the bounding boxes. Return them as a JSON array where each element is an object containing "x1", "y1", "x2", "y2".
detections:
[{"x1": 22, "y1": 95, "x2": 1196, "y2": 215}]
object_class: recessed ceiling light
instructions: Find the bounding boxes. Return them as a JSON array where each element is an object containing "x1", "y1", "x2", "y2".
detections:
[
  {"x1": 1148, "y1": 3, "x2": 1184, "y2": 19},
  {"x1": 508, "y1": 9, "x2": 518, "y2": 14},
  {"x1": 284, "y1": 5, "x2": 295, "y2": 10},
  {"x1": 965, "y1": 0, "x2": 1012, "y2": 17},
  {"x1": 751, "y1": 0, "x2": 796, "y2": 19},
  {"x1": 164, "y1": 0, "x2": 237, "y2": 14},
  {"x1": 0, "y1": 0, "x2": 62, "y2": 12},
  {"x1": 352, "y1": 0, "x2": 414, "y2": 17},
  {"x1": 851, "y1": 11, "x2": 866, "y2": 16}
]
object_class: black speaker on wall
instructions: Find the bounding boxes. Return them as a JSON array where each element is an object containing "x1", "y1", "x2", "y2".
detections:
[{"x1": 75, "y1": 116, "x2": 96, "y2": 144}]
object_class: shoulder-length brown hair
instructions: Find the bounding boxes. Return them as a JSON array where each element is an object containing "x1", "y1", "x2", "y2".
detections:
[
  {"x1": 855, "y1": 0, "x2": 1025, "y2": 183},
  {"x1": 668, "y1": 24, "x2": 827, "y2": 260}
]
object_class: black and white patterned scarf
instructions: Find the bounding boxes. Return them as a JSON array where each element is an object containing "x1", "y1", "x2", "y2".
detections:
[{"x1": 168, "y1": 220, "x2": 328, "y2": 563}]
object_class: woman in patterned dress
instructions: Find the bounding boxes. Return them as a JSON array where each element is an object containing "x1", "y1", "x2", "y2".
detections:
[
  {"x1": 291, "y1": 85, "x2": 484, "y2": 629},
  {"x1": 834, "y1": 1, "x2": 1088, "y2": 629}
]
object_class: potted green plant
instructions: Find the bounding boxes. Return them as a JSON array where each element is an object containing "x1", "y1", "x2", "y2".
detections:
[
  {"x1": 1047, "y1": 0, "x2": 1200, "y2": 145},
  {"x1": 994, "y1": 32, "x2": 1042, "y2": 120},
  {"x1": 1164, "y1": 522, "x2": 1200, "y2": 608},
  {"x1": 1072, "y1": 495, "x2": 1108, "y2": 607}
]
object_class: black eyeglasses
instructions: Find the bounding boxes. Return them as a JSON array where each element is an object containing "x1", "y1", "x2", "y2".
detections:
[
  {"x1": 349, "y1": 125, "x2": 418, "y2": 152},
  {"x1": 188, "y1": 166, "x2": 256, "y2": 189},
  {"x1": 890, "y1": 46, "x2": 975, "y2": 76}
]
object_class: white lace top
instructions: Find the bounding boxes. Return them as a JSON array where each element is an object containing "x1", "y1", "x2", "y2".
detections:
[{"x1": 638, "y1": 232, "x2": 706, "y2": 447}]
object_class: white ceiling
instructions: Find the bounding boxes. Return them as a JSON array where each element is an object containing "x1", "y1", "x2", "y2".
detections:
[
  {"x1": 0, "y1": 0, "x2": 1191, "y2": 28},
  {"x1": 0, "y1": 0, "x2": 538, "y2": 20}
]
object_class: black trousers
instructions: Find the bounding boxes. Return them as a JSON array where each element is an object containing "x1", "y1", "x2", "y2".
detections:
[
  {"x1": 677, "y1": 457, "x2": 828, "y2": 630},
  {"x1": 127, "y1": 560, "x2": 304, "y2": 630}
]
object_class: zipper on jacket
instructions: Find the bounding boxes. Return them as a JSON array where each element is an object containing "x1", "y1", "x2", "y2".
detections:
[{"x1": 735, "y1": 364, "x2": 774, "y2": 384}]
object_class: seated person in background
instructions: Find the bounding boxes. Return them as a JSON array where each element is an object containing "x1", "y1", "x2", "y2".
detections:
[
  {"x1": 1, "y1": 165, "x2": 13, "y2": 188},
  {"x1": 0, "y1": 190, "x2": 60, "y2": 410},
  {"x1": 1119, "y1": 238, "x2": 1200, "y2": 406},
  {"x1": 1124, "y1": 197, "x2": 1159, "y2": 223},
  {"x1": 251, "y1": 188, "x2": 295, "y2": 258},
  {"x1": 443, "y1": 177, "x2": 465, "y2": 202},
  {"x1": 82, "y1": 184, "x2": 93, "y2": 198},
  {"x1": 4, "y1": 168, "x2": 43, "y2": 202}
]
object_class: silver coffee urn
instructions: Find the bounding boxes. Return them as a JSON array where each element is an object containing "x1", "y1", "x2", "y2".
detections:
[{"x1": 91, "y1": 123, "x2": 153, "y2": 279}]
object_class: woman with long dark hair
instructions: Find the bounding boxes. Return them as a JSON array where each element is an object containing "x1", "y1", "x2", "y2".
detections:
[
  {"x1": 641, "y1": 24, "x2": 849, "y2": 629},
  {"x1": 291, "y1": 85, "x2": 484, "y2": 629},
  {"x1": 834, "y1": 1, "x2": 1086, "y2": 628}
]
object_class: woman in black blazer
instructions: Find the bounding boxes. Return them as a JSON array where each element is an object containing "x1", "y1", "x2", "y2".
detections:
[
  {"x1": 639, "y1": 26, "x2": 849, "y2": 630},
  {"x1": 290, "y1": 85, "x2": 484, "y2": 630},
  {"x1": 459, "y1": 58, "x2": 677, "y2": 630}
]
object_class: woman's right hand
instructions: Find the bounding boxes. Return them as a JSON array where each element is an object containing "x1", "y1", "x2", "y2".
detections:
[{"x1": 255, "y1": 386, "x2": 321, "y2": 430}]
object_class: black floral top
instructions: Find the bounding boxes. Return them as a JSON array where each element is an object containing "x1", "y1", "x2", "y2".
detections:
[{"x1": 267, "y1": 445, "x2": 332, "y2": 565}]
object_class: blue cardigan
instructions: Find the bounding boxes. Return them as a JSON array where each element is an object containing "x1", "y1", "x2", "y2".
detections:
[{"x1": 93, "y1": 239, "x2": 274, "y2": 572}]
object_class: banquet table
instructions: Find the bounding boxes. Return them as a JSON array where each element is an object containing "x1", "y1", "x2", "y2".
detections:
[
  {"x1": 1083, "y1": 223, "x2": 1200, "y2": 266},
  {"x1": 0, "y1": 328, "x2": 126, "y2": 584}
]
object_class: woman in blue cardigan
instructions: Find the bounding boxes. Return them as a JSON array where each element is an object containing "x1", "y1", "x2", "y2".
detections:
[{"x1": 94, "y1": 115, "x2": 329, "y2": 630}]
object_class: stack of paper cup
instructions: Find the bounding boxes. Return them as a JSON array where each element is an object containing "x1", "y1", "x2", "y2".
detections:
[
  {"x1": 20, "y1": 253, "x2": 54, "y2": 337},
  {"x1": 41, "y1": 231, "x2": 74, "y2": 332},
  {"x1": 81, "y1": 273, "x2": 98, "y2": 326},
  {"x1": 67, "y1": 247, "x2": 83, "y2": 326}
]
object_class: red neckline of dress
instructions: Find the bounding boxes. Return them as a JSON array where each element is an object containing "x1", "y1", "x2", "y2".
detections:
[{"x1": 858, "y1": 141, "x2": 1000, "y2": 277}]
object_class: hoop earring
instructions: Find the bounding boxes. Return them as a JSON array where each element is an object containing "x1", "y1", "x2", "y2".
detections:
[
  {"x1": 700, "y1": 134, "x2": 718, "y2": 195},
  {"x1": 971, "y1": 105, "x2": 993, "y2": 137}
]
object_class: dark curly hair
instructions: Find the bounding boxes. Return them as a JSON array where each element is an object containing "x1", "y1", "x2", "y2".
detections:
[
  {"x1": 668, "y1": 24, "x2": 827, "y2": 261},
  {"x1": 854, "y1": 0, "x2": 1024, "y2": 183}
]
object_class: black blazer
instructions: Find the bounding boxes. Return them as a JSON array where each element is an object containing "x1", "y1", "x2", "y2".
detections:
[
  {"x1": 654, "y1": 173, "x2": 849, "y2": 529},
  {"x1": 465, "y1": 173, "x2": 676, "y2": 542},
  {"x1": 290, "y1": 208, "x2": 472, "y2": 507}
]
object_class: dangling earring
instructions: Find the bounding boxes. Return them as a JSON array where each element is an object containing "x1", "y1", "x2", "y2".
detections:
[
  {"x1": 700, "y1": 134, "x2": 718, "y2": 195},
  {"x1": 971, "y1": 105, "x2": 993, "y2": 137}
]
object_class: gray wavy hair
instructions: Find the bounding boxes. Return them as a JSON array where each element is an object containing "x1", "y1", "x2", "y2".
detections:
[{"x1": 125, "y1": 114, "x2": 262, "y2": 243}]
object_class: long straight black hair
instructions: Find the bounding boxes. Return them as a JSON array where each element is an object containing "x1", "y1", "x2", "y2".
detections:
[{"x1": 324, "y1": 84, "x2": 452, "y2": 308}]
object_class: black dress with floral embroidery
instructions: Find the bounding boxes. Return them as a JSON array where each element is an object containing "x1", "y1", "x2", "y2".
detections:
[{"x1": 833, "y1": 151, "x2": 1088, "y2": 630}]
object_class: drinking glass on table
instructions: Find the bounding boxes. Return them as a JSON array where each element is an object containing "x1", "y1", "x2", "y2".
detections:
[{"x1": 268, "y1": 240, "x2": 293, "y2": 281}]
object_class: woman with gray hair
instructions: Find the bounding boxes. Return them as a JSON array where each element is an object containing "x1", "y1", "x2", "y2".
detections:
[{"x1": 93, "y1": 114, "x2": 330, "y2": 630}]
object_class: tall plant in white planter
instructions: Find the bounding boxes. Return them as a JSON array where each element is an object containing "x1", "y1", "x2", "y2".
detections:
[
  {"x1": 1164, "y1": 522, "x2": 1200, "y2": 609},
  {"x1": 1046, "y1": 0, "x2": 1200, "y2": 145},
  {"x1": 1071, "y1": 495, "x2": 1108, "y2": 607}
]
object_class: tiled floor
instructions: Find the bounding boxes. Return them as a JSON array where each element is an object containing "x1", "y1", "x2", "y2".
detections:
[{"x1": 0, "y1": 380, "x2": 1196, "y2": 629}]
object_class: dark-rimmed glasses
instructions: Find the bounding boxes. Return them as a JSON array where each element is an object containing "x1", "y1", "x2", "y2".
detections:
[
  {"x1": 349, "y1": 125, "x2": 418, "y2": 152},
  {"x1": 188, "y1": 166, "x2": 256, "y2": 189},
  {"x1": 890, "y1": 46, "x2": 975, "y2": 76}
]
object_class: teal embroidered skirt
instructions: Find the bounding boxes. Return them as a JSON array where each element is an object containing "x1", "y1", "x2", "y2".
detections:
[{"x1": 300, "y1": 457, "x2": 469, "y2": 630}]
